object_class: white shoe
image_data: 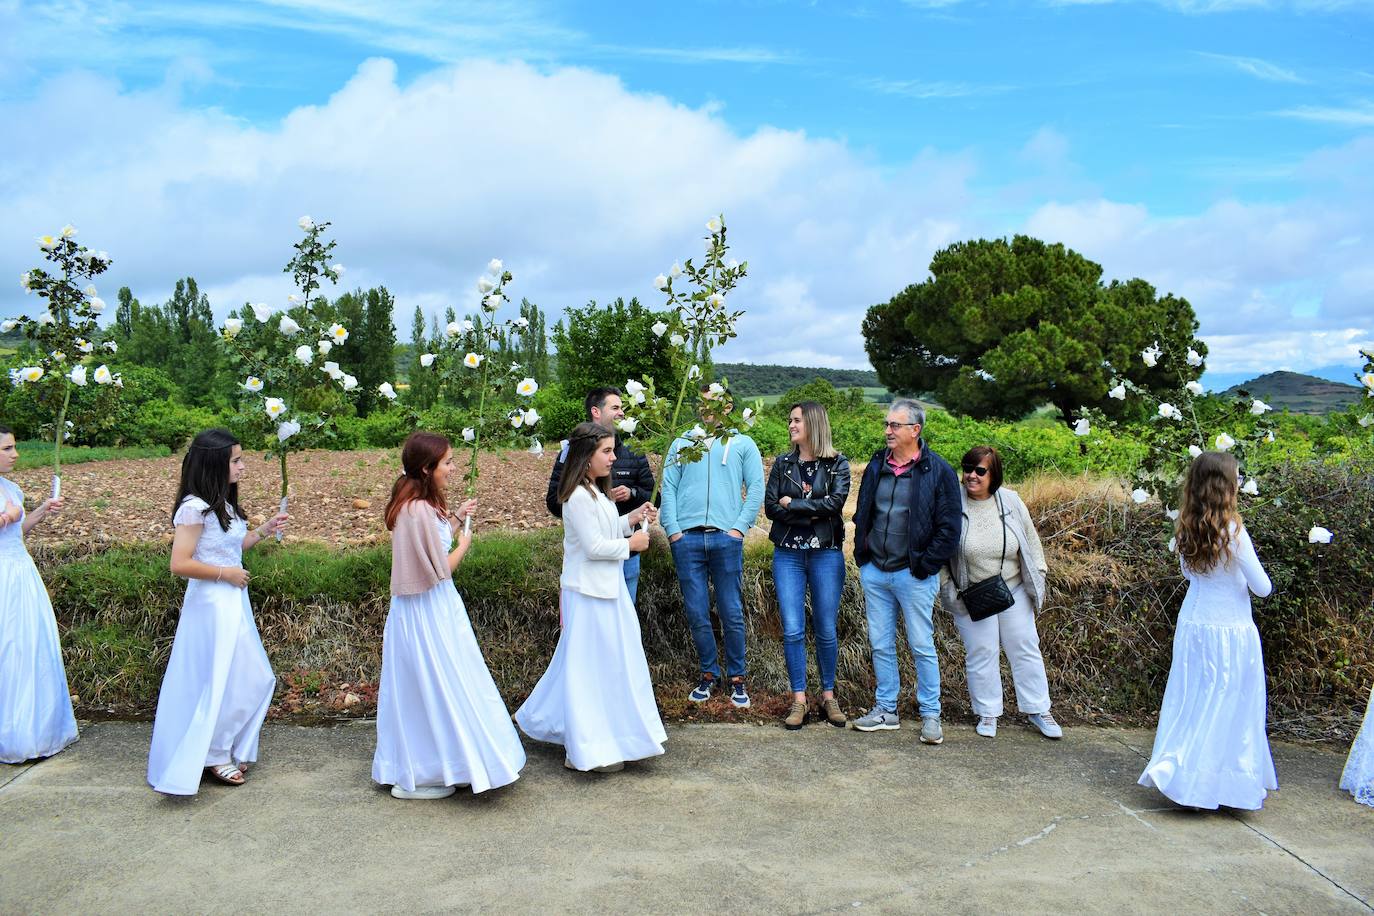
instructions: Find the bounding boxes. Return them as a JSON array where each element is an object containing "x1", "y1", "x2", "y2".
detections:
[
  {"x1": 976, "y1": 716, "x2": 997, "y2": 738},
  {"x1": 1027, "y1": 712, "x2": 1063, "y2": 739},
  {"x1": 391, "y1": 784, "x2": 457, "y2": 800}
]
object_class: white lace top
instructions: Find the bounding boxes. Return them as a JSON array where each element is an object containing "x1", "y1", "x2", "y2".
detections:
[
  {"x1": 174, "y1": 496, "x2": 247, "y2": 568},
  {"x1": 0, "y1": 477, "x2": 28, "y2": 560}
]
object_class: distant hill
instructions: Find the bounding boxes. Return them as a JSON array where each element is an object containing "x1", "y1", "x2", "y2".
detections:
[
  {"x1": 715, "y1": 362, "x2": 884, "y2": 399},
  {"x1": 1223, "y1": 371, "x2": 1364, "y2": 415}
]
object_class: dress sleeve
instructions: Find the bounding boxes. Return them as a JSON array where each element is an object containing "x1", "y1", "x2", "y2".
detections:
[
  {"x1": 1234, "y1": 524, "x2": 1272, "y2": 598},
  {"x1": 173, "y1": 496, "x2": 211, "y2": 527}
]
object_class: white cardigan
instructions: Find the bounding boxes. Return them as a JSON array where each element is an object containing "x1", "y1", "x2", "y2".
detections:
[{"x1": 561, "y1": 485, "x2": 634, "y2": 599}]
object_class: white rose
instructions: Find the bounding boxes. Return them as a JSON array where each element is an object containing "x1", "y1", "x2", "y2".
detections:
[
  {"x1": 1108, "y1": 384, "x2": 1126, "y2": 400},
  {"x1": 616, "y1": 416, "x2": 639, "y2": 434},
  {"x1": 342, "y1": 374, "x2": 358, "y2": 391},
  {"x1": 523, "y1": 408, "x2": 539, "y2": 426},
  {"x1": 264, "y1": 397, "x2": 287, "y2": 419},
  {"x1": 670, "y1": 262, "x2": 683, "y2": 279},
  {"x1": 1073, "y1": 418, "x2": 1090, "y2": 436},
  {"x1": 76, "y1": 338, "x2": 93, "y2": 354},
  {"x1": 328, "y1": 323, "x2": 349, "y2": 344},
  {"x1": 318, "y1": 340, "x2": 333, "y2": 355},
  {"x1": 707, "y1": 293, "x2": 725, "y2": 310},
  {"x1": 707, "y1": 382, "x2": 725, "y2": 397},
  {"x1": 1142, "y1": 345, "x2": 1161, "y2": 368},
  {"x1": 514, "y1": 316, "x2": 529, "y2": 329},
  {"x1": 298, "y1": 215, "x2": 314, "y2": 230},
  {"x1": 20, "y1": 272, "x2": 31, "y2": 292},
  {"x1": 37, "y1": 234, "x2": 56, "y2": 250},
  {"x1": 243, "y1": 376, "x2": 264, "y2": 392},
  {"x1": 1131, "y1": 488, "x2": 1149, "y2": 504},
  {"x1": 103, "y1": 340, "x2": 118, "y2": 353},
  {"x1": 1188, "y1": 444, "x2": 1202, "y2": 458},
  {"x1": 279, "y1": 316, "x2": 302, "y2": 336},
  {"x1": 321, "y1": 361, "x2": 343, "y2": 380},
  {"x1": 464, "y1": 352, "x2": 484, "y2": 369},
  {"x1": 510, "y1": 411, "x2": 525, "y2": 429},
  {"x1": 420, "y1": 353, "x2": 436, "y2": 368},
  {"x1": 84, "y1": 284, "x2": 97, "y2": 296},
  {"x1": 462, "y1": 319, "x2": 474, "y2": 332},
  {"x1": 446, "y1": 321, "x2": 463, "y2": 338},
  {"x1": 687, "y1": 424, "x2": 707, "y2": 440},
  {"x1": 1215, "y1": 433, "x2": 1236, "y2": 451},
  {"x1": 517, "y1": 377, "x2": 538, "y2": 397},
  {"x1": 294, "y1": 344, "x2": 313, "y2": 365},
  {"x1": 478, "y1": 276, "x2": 495, "y2": 293},
  {"x1": 706, "y1": 216, "x2": 722, "y2": 234},
  {"x1": 1250, "y1": 399, "x2": 1272, "y2": 416},
  {"x1": 654, "y1": 274, "x2": 668, "y2": 291},
  {"x1": 487, "y1": 258, "x2": 503, "y2": 275},
  {"x1": 277, "y1": 420, "x2": 302, "y2": 442},
  {"x1": 378, "y1": 382, "x2": 397, "y2": 400},
  {"x1": 60, "y1": 224, "x2": 77, "y2": 238},
  {"x1": 330, "y1": 263, "x2": 345, "y2": 277},
  {"x1": 1308, "y1": 526, "x2": 1333, "y2": 544},
  {"x1": 483, "y1": 293, "x2": 503, "y2": 311},
  {"x1": 252, "y1": 302, "x2": 273, "y2": 322},
  {"x1": 1186, "y1": 349, "x2": 1204, "y2": 367},
  {"x1": 21, "y1": 366, "x2": 44, "y2": 383},
  {"x1": 1185, "y1": 381, "x2": 1204, "y2": 396},
  {"x1": 1361, "y1": 372, "x2": 1374, "y2": 390},
  {"x1": 1158, "y1": 403, "x2": 1179, "y2": 420},
  {"x1": 1359, "y1": 415, "x2": 1374, "y2": 428},
  {"x1": 687, "y1": 364, "x2": 701, "y2": 380},
  {"x1": 462, "y1": 427, "x2": 476, "y2": 442},
  {"x1": 223, "y1": 318, "x2": 243, "y2": 338},
  {"x1": 670, "y1": 333, "x2": 685, "y2": 348},
  {"x1": 69, "y1": 365, "x2": 88, "y2": 386},
  {"x1": 1241, "y1": 478, "x2": 1259, "y2": 496}
]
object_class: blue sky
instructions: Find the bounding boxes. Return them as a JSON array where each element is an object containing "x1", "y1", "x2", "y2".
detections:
[{"x1": 2, "y1": 0, "x2": 1372, "y2": 388}]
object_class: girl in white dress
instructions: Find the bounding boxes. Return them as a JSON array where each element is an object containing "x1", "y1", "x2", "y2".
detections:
[
  {"x1": 1138, "y1": 450, "x2": 1276, "y2": 810},
  {"x1": 147, "y1": 429, "x2": 288, "y2": 795},
  {"x1": 0, "y1": 425, "x2": 79, "y2": 763},
  {"x1": 517, "y1": 422, "x2": 666, "y2": 773},
  {"x1": 1340, "y1": 683, "x2": 1374, "y2": 808},
  {"x1": 373, "y1": 431, "x2": 526, "y2": 800}
]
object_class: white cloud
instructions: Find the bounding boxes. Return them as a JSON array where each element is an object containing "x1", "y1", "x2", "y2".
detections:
[
  {"x1": 1277, "y1": 100, "x2": 1374, "y2": 127},
  {"x1": 1195, "y1": 51, "x2": 1305, "y2": 83}
]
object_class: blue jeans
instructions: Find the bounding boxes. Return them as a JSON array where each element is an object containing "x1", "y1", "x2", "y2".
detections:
[
  {"x1": 670, "y1": 530, "x2": 746, "y2": 680},
  {"x1": 772, "y1": 547, "x2": 844, "y2": 693},
  {"x1": 623, "y1": 553, "x2": 641, "y2": 605},
  {"x1": 859, "y1": 563, "x2": 941, "y2": 717}
]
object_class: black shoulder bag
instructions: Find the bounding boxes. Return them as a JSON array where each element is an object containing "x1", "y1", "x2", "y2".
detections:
[{"x1": 949, "y1": 493, "x2": 1015, "y2": 621}]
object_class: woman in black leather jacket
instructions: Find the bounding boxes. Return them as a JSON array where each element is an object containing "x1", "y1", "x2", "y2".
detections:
[{"x1": 763, "y1": 401, "x2": 851, "y2": 730}]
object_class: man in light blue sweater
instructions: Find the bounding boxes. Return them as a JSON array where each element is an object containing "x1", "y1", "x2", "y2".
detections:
[{"x1": 660, "y1": 389, "x2": 765, "y2": 708}]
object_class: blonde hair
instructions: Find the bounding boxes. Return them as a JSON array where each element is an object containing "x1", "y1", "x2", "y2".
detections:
[
  {"x1": 1175, "y1": 450, "x2": 1241, "y2": 574},
  {"x1": 788, "y1": 401, "x2": 837, "y2": 459}
]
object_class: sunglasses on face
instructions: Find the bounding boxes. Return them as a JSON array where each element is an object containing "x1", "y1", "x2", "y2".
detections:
[{"x1": 961, "y1": 464, "x2": 990, "y2": 477}]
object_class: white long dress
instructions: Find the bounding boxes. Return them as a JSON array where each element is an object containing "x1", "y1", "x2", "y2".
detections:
[
  {"x1": 372, "y1": 514, "x2": 525, "y2": 793},
  {"x1": 1340, "y1": 683, "x2": 1374, "y2": 808},
  {"x1": 146, "y1": 497, "x2": 275, "y2": 795},
  {"x1": 1138, "y1": 524, "x2": 1277, "y2": 810},
  {"x1": 0, "y1": 477, "x2": 78, "y2": 763},
  {"x1": 516, "y1": 487, "x2": 666, "y2": 771}
]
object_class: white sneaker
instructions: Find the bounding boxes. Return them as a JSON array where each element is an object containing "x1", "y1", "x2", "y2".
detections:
[
  {"x1": 976, "y1": 716, "x2": 998, "y2": 738},
  {"x1": 1027, "y1": 712, "x2": 1063, "y2": 739},
  {"x1": 391, "y1": 784, "x2": 457, "y2": 800}
]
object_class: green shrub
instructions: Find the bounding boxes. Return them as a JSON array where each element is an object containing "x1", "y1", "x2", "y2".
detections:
[
  {"x1": 124, "y1": 400, "x2": 220, "y2": 450},
  {"x1": 533, "y1": 383, "x2": 586, "y2": 443}
]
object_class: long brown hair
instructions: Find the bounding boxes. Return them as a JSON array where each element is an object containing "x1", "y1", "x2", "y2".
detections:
[
  {"x1": 557, "y1": 422, "x2": 615, "y2": 504},
  {"x1": 788, "y1": 401, "x2": 837, "y2": 459},
  {"x1": 384, "y1": 431, "x2": 451, "y2": 530},
  {"x1": 1175, "y1": 450, "x2": 1241, "y2": 573}
]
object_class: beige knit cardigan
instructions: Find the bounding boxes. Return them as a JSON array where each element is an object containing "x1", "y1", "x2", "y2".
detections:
[{"x1": 390, "y1": 500, "x2": 453, "y2": 596}]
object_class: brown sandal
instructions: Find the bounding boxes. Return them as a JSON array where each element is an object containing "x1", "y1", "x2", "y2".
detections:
[{"x1": 206, "y1": 764, "x2": 245, "y2": 786}]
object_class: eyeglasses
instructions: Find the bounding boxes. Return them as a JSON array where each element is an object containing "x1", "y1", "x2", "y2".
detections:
[
  {"x1": 882, "y1": 421, "x2": 918, "y2": 430},
  {"x1": 961, "y1": 464, "x2": 990, "y2": 477}
]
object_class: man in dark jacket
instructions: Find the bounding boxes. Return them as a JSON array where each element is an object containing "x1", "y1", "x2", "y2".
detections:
[
  {"x1": 850, "y1": 399, "x2": 961, "y2": 744},
  {"x1": 546, "y1": 387, "x2": 657, "y2": 602}
]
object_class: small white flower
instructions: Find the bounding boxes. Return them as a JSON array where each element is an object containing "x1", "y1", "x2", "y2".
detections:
[
  {"x1": 321, "y1": 361, "x2": 343, "y2": 381},
  {"x1": 517, "y1": 377, "x2": 538, "y2": 397},
  {"x1": 707, "y1": 292, "x2": 725, "y2": 310},
  {"x1": 687, "y1": 424, "x2": 707, "y2": 440},
  {"x1": 84, "y1": 284, "x2": 97, "y2": 296},
  {"x1": 50, "y1": 350, "x2": 66, "y2": 362},
  {"x1": 706, "y1": 382, "x2": 725, "y2": 398},
  {"x1": 294, "y1": 344, "x2": 314, "y2": 365},
  {"x1": 279, "y1": 316, "x2": 302, "y2": 336},
  {"x1": 670, "y1": 332, "x2": 686, "y2": 347},
  {"x1": 20, "y1": 366, "x2": 43, "y2": 383},
  {"x1": 1215, "y1": 433, "x2": 1236, "y2": 451},
  {"x1": 89, "y1": 296, "x2": 106, "y2": 314},
  {"x1": 37, "y1": 234, "x2": 56, "y2": 250},
  {"x1": 1241, "y1": 478, "x2": 1259, "y2": 496},
  {"x1": 341, "y1": 374, "x2": 358, "y2": 391},
  {"x1": 378, "y1": 382, "x2": 397, "y2": 400},
  {"x1": 60, "y1": 224, "x2": 77, "y2": 238},
  {"x1": 1188, "y1": 444, "x2": 1203, "y2": 458},
  {"x1": 420, "y1": 353, "x2": 436, "y2": 368},
  {"x1": 298, "y1": 215, "x2": 314, "y2": 230},
  {"x1": 523, "y1": 407, "x2": 540, "y2": 426},
  {"x1": 1166, "y1": 508, "x2": 1179, "y2": 521},
  {"x1": 478, "y1": 276, "x2": 495, "y2": 293},
  {"x1": 1108, "y1": 384, "x2": 1126, "y2": 400},
  {"x1": 483, "y1": 293, "x2": 503, "y2": 311},
  {"x1": 76, "y1": 338, "x2": 93, "y2": 354},
  {"x1": 462, "y1": 427, "x2": 476, "y2": 442},
  {"x1": 1250, "y1": 399, "x2": 1272, "y2": 416},
  {"x1": 251, "y1": 302, "x2": 273, "y2": 322},
  {"x1": 112, "y1": 373, "x2": 123, "y2": 388},
  {"x1": 654, "y1": 274, "x2": 669, "y2": 291},
  {"x1": 1264, "y1": 429, "x2": 1275, "y2": 443},
  {"x1": 1359, "y1": 415, "x2": 1374, "y2": 428},
  {"x1": 19, "y1": 272, "x2": 32, "y2": 292},
  {"x1": 1131, "y1": 488, "x2": 1149, "y2": 504},
  {"x1": 648, "y1": 321, "x2": 668, "y2": 338},
  {"x1": 1185, "y1": 381, "x2": 1204, "y2": 396},
  {"x1": 1073, "y1": 418, "x2": 1090, "y2": 436},
  {"x1": 68, "y1": 365, "x2": 87, "y2": 386},
  {"x1": 330, "y1": 263, "x2": 345, "y2": 277},
  {"x1": 487, "y1": 258, "x2": 503, "y2": 275},
  {"x1": 318, "y1": 339, "x2": 333, "y2": 355},
  {"x1": 616, "y1": 416, "x2": 639, "y2": 434},
  {"x1": 1308, "y1": 526, "x2": 1333, "y2": 544},
  {"x1": 625, "y1": 380, "x2": 647, "y2": 404},
  {"x1": 509, "y1": 411, "x2": 525, "y2": 429},
  {"x1": 328, "y1": 323, "x2": 349, "y2": 344},
  {"x1": 687, "y1": 364, "x2": 701, "y2": 380},
  {"x1": 464, "y1": 352, "x2": 484, "y2": 369},
  {"x1": 243, "y1": 376, "x2": 264, "y2": 393},
  {"x1": 1142, "y1": 344, "x2": 1161, "y2": 368},
  {"x1": 514, "y1": 316, "x2": 529, "y2": 329},
  {"x1": 223, "y1": 318, "x2": 243, "y2": 338},
  {"x1": 264, "y1": 397, "x2": 287, "y2": 419},
  {"x1": 288, "y1": 294, "x2": 301, "y2": 305},
  {"x1": 103, "y1": 340, "x2": 117, "y2": 353},
  {"x1": 706, "y1": 216, "x2": 722, "y2": 234},
  {"x1": 277, "y1": 420, "x2": 302, "y2": 443},
  {"x1": 1158, "y1": 403, "x2": 1180, "y2": 420},
  {"x1": 446, "y1": 321, "x2": 463, "y2": 338},
  {"x1": 1361, "y1": 372, "x2": 1374, "y2": 391},
  {"x1": 528, "y1": 439, "x2": 544, "y2": 457},
  {"x1": 670, "y1": 262, "x2": 683, "y2": 279}
]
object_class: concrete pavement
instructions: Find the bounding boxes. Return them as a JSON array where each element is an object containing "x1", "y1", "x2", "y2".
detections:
[{"x1": 1, "y1": 720, "x2": 1371, "y2": 914}]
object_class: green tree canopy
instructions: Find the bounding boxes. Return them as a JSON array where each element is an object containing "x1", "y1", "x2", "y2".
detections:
[
  {"x1": 552, "y1": 297, "x2": 679, "y2": 405},
  {"x1": 862, "y1": 235, "x2": 1205, "y2": 423}
]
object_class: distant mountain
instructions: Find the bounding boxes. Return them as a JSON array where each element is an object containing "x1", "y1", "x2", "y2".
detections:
[
  {"x1": 1223, "y1": 371, "x2": 1364, "y2": 415},
  {"x1": 715, "y1": 362, "x2": 884, "y2": 398}
]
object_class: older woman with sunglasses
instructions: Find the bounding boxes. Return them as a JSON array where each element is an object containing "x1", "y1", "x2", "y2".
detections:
[{"x1": 940, "y1": 446, "x2": 1061, "y2": 739}]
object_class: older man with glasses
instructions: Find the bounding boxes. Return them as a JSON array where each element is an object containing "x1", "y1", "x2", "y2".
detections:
[{"x1": 851, "y1": 399, "x2": 962, "y2": 744}]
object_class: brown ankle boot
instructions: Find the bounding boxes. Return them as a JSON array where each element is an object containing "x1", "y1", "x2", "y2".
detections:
[
  {"x1": 783, "y1": 701, "x2": 808, "y2": 730},
  {"x1": 820, "y1": 696, "x2": 847, "y2": 728}
]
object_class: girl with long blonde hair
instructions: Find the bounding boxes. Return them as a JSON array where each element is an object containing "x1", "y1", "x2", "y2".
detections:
[{"x1": 1138, "y1": 450, "x2": 1277, "y2": 809}]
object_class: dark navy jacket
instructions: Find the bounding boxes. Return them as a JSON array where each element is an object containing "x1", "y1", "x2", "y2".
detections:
[{"x1": 852, "y1": 442, "x2": 962, "y2": 580}]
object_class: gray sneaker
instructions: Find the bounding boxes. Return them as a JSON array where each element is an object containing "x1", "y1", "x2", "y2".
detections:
[
  {"x1": 920, "y1": 716, "x2": 944, "y2": 745},
  {"x1": 852, "y1": 706, "x2": 900, "y2": 732}
]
